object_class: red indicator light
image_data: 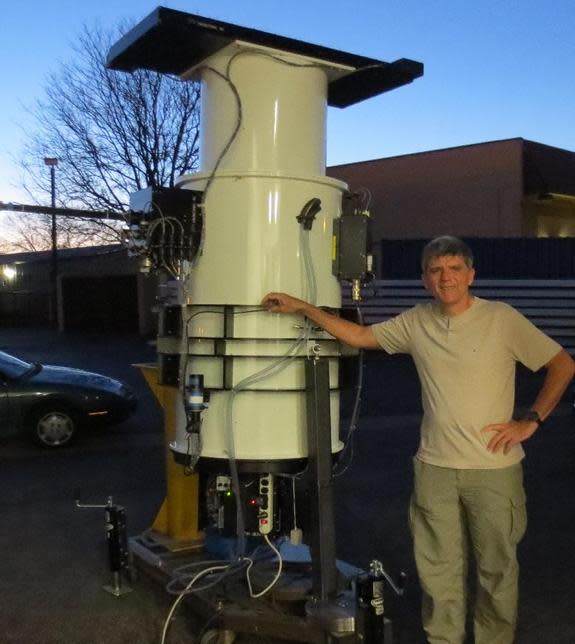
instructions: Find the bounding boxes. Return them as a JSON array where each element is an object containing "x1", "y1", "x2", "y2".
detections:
[{"x1": 261, "y1": 519, "x2": 268, "y2": 524}]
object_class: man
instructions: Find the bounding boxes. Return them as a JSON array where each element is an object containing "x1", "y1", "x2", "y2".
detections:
[{"x1": 262, "y1": 236, "x2": 575, "y2": 644}]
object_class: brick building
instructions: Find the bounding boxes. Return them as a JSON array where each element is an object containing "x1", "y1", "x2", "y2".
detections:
[{"x1": 328, "y1": 138, "x2": 575, "y2": 241}]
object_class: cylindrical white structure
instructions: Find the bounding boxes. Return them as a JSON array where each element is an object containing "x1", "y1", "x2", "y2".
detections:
[
  {"x1": 197, "y1": 46, "x2": 330, "y2": 177},
  {"x1": 172, "y1": 44, "x2": 349, "y2": 466},
  {"x1": 178, "y1": 174, "x2": 344, "y2": 305}
]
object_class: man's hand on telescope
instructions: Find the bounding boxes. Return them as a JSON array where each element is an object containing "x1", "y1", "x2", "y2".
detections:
[
  {"x1": 261, "y1": 292, "x2": 307, "y2": 315},
  {"x1": 261, "y1": 291, "x2": 380, "y2": 350}
]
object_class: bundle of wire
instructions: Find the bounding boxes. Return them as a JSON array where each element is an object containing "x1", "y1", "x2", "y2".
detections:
[{"x1": 160, "y1": 535, "x2": 283, "y2": 644}]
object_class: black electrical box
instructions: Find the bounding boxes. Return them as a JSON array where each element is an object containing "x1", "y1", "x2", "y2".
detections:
[
  {"x1": 161, "y1": 305, "x2": 182, "y2": 337},
  {"x1": 129, "y1": 186, "x2": 202, "y2": 217},
  {"x1": 158, "y1": 354, "x2": 180, "y2": 386},
  {"x1": 129, "y1": 186, "x2": 204, "y2": 267},
  {"x1": 332, "y1": 213, "x2": 370, "y2": 281}
]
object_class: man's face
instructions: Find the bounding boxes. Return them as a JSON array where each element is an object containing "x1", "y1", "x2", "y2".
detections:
[{"x1": 422, "y1": 254, "x2": 475, "y2": 310}]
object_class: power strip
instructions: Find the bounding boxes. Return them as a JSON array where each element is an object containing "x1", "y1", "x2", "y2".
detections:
[{"x1": 258, "y1": 473, "x2": 274, "y2": 535}]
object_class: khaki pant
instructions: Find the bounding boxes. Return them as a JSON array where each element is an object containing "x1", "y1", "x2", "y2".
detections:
[{"x1": 409, "y1": 459, "x2": 527, "y2": 644}]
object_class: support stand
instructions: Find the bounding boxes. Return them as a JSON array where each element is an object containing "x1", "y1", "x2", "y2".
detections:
[
  {"x1": 102, "y1": 503, "x2": 133, "y2": 597},
  {"x1": 304, "y1": 357, "x2": 355, "y2": 639},
  {"x1": 305, "y1": 356, "x2": 338, "y2": 601},
  {"x1": 75, "y1": 495, "x2": 133, "y2": 596}
]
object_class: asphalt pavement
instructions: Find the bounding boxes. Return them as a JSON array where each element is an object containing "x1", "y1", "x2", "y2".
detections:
[{"x1": 1, "y1": 327, "x2": 574, "y2": 644}]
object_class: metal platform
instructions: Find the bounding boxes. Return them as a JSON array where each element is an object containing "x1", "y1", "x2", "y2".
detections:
[{"x1": 129, "y1": 532, "x2": 360, "y2": 643}]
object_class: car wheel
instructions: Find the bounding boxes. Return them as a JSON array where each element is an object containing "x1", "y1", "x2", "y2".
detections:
[{"x1": 30, "y1": 408, "x2": 78, "y2": 448}]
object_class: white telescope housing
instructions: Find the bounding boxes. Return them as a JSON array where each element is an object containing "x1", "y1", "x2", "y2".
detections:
[
  {"x1": 107, "y1": 8, "x2": 423, "y2": 469},
  {"x1": 175, "y1": 44, "x2": 347, "y2": 463}
]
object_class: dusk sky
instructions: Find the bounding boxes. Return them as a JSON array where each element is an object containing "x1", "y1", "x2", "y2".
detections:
[{"x1": 1, "y1": 0, "x2": 574, "y2": 231}]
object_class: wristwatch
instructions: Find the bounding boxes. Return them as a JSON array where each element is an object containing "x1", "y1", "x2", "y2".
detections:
[{"x1": 521, "y1": 410, "x2": 543, "y2": 426}]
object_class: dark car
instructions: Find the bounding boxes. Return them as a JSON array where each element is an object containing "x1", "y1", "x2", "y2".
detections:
[{"x1": 0, "y1": 350, "x2": 137, "y2": 448}]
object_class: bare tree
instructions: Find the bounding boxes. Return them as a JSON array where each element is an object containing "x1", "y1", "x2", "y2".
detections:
[
  {"x1": 1, "y1": 214, "x2": 119, "y2": 253},
  {"x1": 11, "y1": 22, "x2": 200, "y2": 250}
]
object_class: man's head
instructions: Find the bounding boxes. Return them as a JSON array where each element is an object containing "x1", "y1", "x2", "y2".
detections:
[
  {"x1": 421, "y1": 236, "x2": 474, "y2": 273},
  {"x1": 421, "y1": 236, "x2": 476, "y2": 315}
]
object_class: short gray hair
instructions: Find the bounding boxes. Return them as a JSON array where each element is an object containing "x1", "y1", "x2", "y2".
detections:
[{"x1": 421, "y1": 236, "x2": 474, "y2": 272}]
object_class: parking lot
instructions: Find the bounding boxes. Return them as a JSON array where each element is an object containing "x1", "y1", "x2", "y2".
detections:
[{"x1": 1, "y1": 327, "x2": 574, "y2": 643}]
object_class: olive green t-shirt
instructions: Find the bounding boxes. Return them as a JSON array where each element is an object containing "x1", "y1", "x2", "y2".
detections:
[{"x1": 371, "y1": 297, "x2": 561, "y2": 469}]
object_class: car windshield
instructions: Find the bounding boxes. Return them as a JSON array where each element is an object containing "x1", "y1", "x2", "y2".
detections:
[{"x1": 0, "y1": 351, "x2": 34, "y2": 379}]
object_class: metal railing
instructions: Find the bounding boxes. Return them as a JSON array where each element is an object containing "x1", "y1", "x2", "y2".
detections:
[{"x1": 344, "y1": 279, "x2": 575, "y2": 355}]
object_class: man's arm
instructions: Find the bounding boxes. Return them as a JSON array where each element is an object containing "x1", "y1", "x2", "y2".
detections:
[
  {"x1": 261, "y1": 292, "x2": 381, "y2": 349},
  {"x1": 482, "y1": 349, "x2": 575, "y2": 454}
]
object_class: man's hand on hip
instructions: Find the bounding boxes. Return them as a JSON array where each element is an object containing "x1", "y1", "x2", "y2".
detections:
[{"x1": 481, "y1": 420, "x2": 539, "y2": 454}]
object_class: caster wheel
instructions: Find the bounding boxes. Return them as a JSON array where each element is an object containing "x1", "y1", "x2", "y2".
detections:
[{"x1": 199, "y1": 629, "x2": 236, "y2": 644}]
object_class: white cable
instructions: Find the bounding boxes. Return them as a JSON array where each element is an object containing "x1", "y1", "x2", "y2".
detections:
[
  {"x1": 297, "y1": 208, "x2": 317, "y2": 300},
  {"x1": 299, "y1": 226, "x2": 317, "y2": 306},
  {"x1": 379, "y1": 568, "x2": 405, "y2": 596},
  {"x1": 160, "y1": 563, "x2": 229, "y2": 644},
  {"x1": 245, "y1": 534, "x2": 283, "y2": 598},
  {"x1": 144, "y1": 202, "x2": 187, "y2": 279}
]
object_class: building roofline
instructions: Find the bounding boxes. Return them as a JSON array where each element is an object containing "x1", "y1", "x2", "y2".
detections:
[
  {"x1": 0, "y1": 244, "x2": 126, "y2": 264},
  {"x1": 328, "y1": 137, "x2": 537, "y2": 169}
]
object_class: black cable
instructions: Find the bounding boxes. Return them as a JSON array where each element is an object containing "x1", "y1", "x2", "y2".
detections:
[
  {"x1": 333, "y1": 303, "x2": 365, "y2": 477},
  {"x1": 200, "y1": 64, "x2": 243, "y2": 207}
]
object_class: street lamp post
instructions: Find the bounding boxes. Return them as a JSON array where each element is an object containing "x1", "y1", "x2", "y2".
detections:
[{"x1": 44, "y1": 157, "x2": 58, "y2": 327}]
